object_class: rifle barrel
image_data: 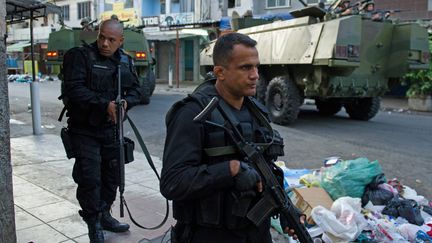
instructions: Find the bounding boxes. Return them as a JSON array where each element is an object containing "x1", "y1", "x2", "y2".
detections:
[{"x1": 117, "y1": 64, "x2": 126, "y2": 217}]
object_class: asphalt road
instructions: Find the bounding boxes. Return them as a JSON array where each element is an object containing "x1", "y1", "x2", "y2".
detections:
[{"x1": 8, "y1": 81, "x2": 432, "y2": 200}]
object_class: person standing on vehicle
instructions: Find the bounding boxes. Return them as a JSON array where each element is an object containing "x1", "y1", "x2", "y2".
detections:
[
  {"x1": 335, "y1": 0, "x2": 354, "y2": 16},
  {"x1": 62, "y1": 19, "x2": 142, "y2": 243},
  {"x1": 80, "y1": 17, "x2": 93, "y2": 31},
  {"x1": 359, "y1": 0, "x2": 379, "y2": 19},
  {"x1": 161, "y1": 32, "x2": 303, "y2": 243}
]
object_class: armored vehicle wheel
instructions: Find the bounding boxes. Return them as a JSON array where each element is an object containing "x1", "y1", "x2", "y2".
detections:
[
  {"x1": 315, "y1": 99, "x2": 343, "y2": 116},
  {"x1": 139, "y1": 77, "x2": 151, "y2": 105},
  {"x1": 255, "y1": 75, "x2": 267, "y2": 104},
  {"x1": 148, "y1": 71, "x2": 156, "y2": 95},
  {"x1": 265, "y1": 76, "x2": 301, "y2": 125},
  {"x1": 344, "y1": 97, "x2": 380, "y2": 120}
]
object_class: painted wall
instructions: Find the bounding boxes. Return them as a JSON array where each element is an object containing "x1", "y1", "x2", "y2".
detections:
[
  {"x1": 171, "y1": 2, "x2": 181, "y2": 13},
  {"x1": 142, "y1": 0, "x2": 160, "y2": 16},
  {"x1": 228, "y1": 0, "x2": 253, "y2": 17},
  {"x1": 56, "y1": 0, "x2": 96, "y2": 28}
]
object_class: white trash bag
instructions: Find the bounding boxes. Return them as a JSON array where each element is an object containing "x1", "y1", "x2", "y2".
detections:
[{"x1": 311, "y1": 197, "x2": 367, "y2": 241}]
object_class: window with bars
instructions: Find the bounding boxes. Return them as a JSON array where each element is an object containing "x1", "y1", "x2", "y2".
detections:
[
  {"x1": 228, "y1": 0, "x2": 241, "y2": 8},
  {"x1": 267, "y1": 0, "x2": 290, "y2": 8},
  {"x1": 228, "y1": 0, "x2": 234, "y2": 8},
  {"x1": 61, "y1": 5, "x2": 70, "y2": 21},
  {"x1": 77, "y1": 1, "x2": 91, "y2": 20}
]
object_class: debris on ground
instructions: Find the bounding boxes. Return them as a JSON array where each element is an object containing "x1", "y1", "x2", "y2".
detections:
[{"x1": 272, "y1": 157, "x2": 432, "y2": 243}]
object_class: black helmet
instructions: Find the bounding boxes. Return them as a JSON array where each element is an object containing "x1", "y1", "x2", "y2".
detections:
[
  {"x1": 110, "y1": 14, "x2": 119, "y2": 21},
  {"x1": 361, "y1": 0, "x2": 375, "y2": 10},
  {"x1": 80, "y1": 17, "x2": 90, "y2": 25}
]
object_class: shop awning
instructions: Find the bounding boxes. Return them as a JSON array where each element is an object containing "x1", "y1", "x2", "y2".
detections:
[
  {"x1": 145, "y1": 29, "x2": 209, "y2": 41},
  {"x1": 7, "y1": 41, "x2": 31, "y2": 52},
  {"x1": 6, "y1": 0, "x2": 61, "y2": 24}
]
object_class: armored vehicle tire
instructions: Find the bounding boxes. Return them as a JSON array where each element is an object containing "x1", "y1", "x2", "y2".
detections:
[
  {"x1": 255, "y1": 75, "x2": 267, "y2": 104},
  {"x1": 344, "y1": 97, "x2": 381, "y2": 120},
  {"x1": 139, "y1": 79, "x2": 151, "y2": 105},
  {"x1": 265, "y1": 76, "x2": 301, "y2": 125},
  {"x1": 315, "y1": 99, "x2": 343, "y2": 116},
  {"x1": 147, "y1": 70, "x2": 156, "y2": 95}
]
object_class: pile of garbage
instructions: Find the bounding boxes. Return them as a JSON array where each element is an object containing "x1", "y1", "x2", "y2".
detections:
[
  {"x1": 272, "y1": 157, "x2": 432, "y2": 243},
  {"x1": 7, "y1": 74, "x2": 58, "y2": 83}
]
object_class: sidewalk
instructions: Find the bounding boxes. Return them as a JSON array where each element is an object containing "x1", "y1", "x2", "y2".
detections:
[
  {"x1": 11, "y1": 134, "x2": 174, "y2": 243},
  {"x1": 11, "y1": 135, "x2": 285, "y2": 243}
]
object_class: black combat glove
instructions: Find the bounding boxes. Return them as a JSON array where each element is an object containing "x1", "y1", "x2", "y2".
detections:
[
  {"x1": 234, "y1": 162, "x2": 261, "y2": 191},
  {"x1": 279, "y1": 207, "x2": 306, "y2": 233}
]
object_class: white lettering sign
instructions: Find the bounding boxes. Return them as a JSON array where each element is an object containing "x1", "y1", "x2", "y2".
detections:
[{"x1": 142, "y1": 16, "x2": 160, "y2": 27}]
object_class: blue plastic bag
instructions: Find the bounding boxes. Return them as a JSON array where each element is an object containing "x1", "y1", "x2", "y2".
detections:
[{"x1": 321, "y1": 157, "x2": 384, "y2": 200}]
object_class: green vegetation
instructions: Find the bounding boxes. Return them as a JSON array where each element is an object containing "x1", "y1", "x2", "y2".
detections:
[{"x1": 405, "y1": 37, "x2": 432, "y2": 98}]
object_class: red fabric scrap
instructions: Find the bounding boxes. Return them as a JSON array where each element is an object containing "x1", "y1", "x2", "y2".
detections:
[{"x1": 427, "y1": 223, "x2": 432, "y2": 237}]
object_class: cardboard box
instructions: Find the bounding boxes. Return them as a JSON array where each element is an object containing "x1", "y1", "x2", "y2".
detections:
[{"x1": 291, "y1": 187, "x2": 334, "y2": 224}]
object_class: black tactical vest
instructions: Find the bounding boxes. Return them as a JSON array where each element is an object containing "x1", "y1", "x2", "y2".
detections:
[
  {"x1": 62, "y1": 43, "x2": 137, "y2": 127},
  {"x1": 166, "y1": 80, "x2": 284, "y2": 229}
]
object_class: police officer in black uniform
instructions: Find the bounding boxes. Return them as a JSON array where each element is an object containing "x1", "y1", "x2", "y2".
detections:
[
  {"x1": 62, "y1": 19, "x2": 142, "y2": 243},
  {"x1": 161, "y1": 32, "x2": 303, "y2": 243}
]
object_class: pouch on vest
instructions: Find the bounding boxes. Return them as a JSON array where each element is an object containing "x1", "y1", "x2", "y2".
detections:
[
  {"x1": 196, "y1": 191, "x2": 223, "y2": 227},
  {"x1": 60, "y1": 127, "x2": 75, "y2": 159},
  {"x1": 124, "y1": 137, "x2": 135, "y2": 164}
]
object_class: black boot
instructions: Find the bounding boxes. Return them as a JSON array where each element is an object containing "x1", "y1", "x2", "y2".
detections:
[
  {"x1": 101, "y1": 210, "x2": 130, "y2": 233},
  {"x1": 83, "y1": 213, "x2": 104, "y2": 243}
]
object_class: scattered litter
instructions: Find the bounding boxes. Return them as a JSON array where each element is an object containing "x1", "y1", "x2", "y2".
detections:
[
  {"x1": 321, "y1": 157, "x2": 384, "y2": 200},
  {"x1": 9, "y1": 119, "x2": 25, "y2": 125},
  {"x1": 323, "y1": 156, "x2": 341, "y2": 167},
  {"x1": 271, "y1": 156, "x2": 431, "y2": 243},
  {"x1": 43, "y1": 124, "x2": 56, "y2": 129}
]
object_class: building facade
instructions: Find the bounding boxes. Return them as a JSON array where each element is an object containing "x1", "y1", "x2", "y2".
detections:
[
  {"x1": 11, "y1": 0, "x2": 430, "y2": 82},
  {"x1": 7, "y1": 0, "x2": 96, "y2": 75},
  {"x1": 140, "y1": 0, "x2": 204, "y2": 84},
  {"x1": 374, "y1": 0, "x2": 432, "y2": 22}
]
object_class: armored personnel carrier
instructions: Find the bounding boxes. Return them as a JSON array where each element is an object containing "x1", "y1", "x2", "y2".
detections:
[
  {"x1": 200, "y1": 3, "x2": 430, "y2": 125},
  {"x1": 46, "y1": 20, "x2": 155, "y2": 104}
]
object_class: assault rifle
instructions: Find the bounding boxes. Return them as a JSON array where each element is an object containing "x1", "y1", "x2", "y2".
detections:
[
  {"x1": 330, "y1": 0, "x2": 373, "y2": 14},
  {"x1": 372, "y1": 9, "x2": 405, "y2": 19},
  {"x1": 114, "y1": 63, "x2": 169, "y2": 231},
  {"x1": 193, "y1": 97, "x2": 313, "y2": 243},
  {"x1": 116, "y1": 64, "x2": 126, "y2": 217}
]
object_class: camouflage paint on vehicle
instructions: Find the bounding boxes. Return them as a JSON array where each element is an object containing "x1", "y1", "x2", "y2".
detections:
[
  {"x1": 200, "y1": 6, "x2": 429, "y2": 125},
  {"x1": 46, "y1": 25, "x2": 155, "y2": 104}
]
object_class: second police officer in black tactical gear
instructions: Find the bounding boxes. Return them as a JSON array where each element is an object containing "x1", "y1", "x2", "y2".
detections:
[
  {"x1": 161, "y1": 32, "x2": 304, "y2": 243},
  {"x1": 62, "y1": 19, "x2": 142, "y2": 243}
]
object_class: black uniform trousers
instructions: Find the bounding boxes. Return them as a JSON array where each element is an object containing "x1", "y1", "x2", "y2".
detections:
[
  {"x1": 70, "y1": 129, "x2": 119, "y2": 218},
  {"x1": 188, "y1": 218, "x2": 272, "y2": 243}
]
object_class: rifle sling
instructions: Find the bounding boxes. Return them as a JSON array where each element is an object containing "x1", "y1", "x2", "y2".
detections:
[
  {"x1": 121, "y1": 114, "x2": 169, "y2": 230},
  {"x1": 217, "y1": 98, "x2": 274, "y2": 150},
  {"x1": 58, "y1": 106, "x2": 67, "y2": 122},
  {"x1": 127, "y1": 114, "x2": 159, "y2": 180},
  {"x1": 204, "y1": 146, "x2": 236, "y2": 157}
]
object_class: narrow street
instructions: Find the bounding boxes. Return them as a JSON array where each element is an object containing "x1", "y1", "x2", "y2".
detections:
[{"x1": 9, "y1": 81, "x2": 432, "y2": 199}]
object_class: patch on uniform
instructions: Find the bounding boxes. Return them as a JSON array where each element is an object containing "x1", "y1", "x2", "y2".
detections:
[{"x1": 92, "y1": 64, "x2": 109, "y2": 69}]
